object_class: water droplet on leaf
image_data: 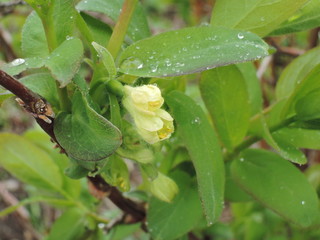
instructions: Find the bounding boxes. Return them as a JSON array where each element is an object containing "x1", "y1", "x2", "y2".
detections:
[
  {"x1": 237, "y1": 33, "x2": 244, "y2": 39},
  {"x1": 121, "y1": 57, "x2": 144, "y2": 70},
  {"x1": 11, "y1": 58, "x2": 25, "y2": 66}
]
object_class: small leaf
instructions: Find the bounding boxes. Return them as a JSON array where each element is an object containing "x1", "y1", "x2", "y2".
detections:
[
  {"x1": 0, "y1": 133, "x2": 63, "y2": 192},
  {"x1": 270, "y1": 0, "x2": 320, "y2": 35},
  {"x1": 21, "y1": 11, "x2": 49, "y2": 58},
  {"x1": 92, "y1": 42, "x2": 117, "y2": 79},
  {"x1": 211, "y1": 0, "x2": 310, "y2": 36},
  {"x1": 47, "y1": 208, "x2": 87, "y2": 240},
  {"x1": 166, "y1": 91, "x2": 225, "y2": 225},
  {"x1": 200, "y1": 65, "x2": 250, "y2": 150},
  {"x1": 118, "y1": 26, "x2": 269, "y2": 78},
  {"x1": 147, "y1": 171, "x2": 203, "y2": 240},
  {"x1": 276, "y1": 46, "x2": 320, "y2": 100},
  {"x1": 20, "y1": 73, "x2": 59, "y2": 108},
  {"x1": 76, "y1": 0, "x2": 150, "y2": 41},
  {"x1": 54, "y1": 90, "x2": 122, "y2": 162},
  {"x1": 45, "y1": 38, "x2": 84, "y2": 87},
  {"x1": 1, "y1": 57, "x2": 44, "y2": 76},
  {"x1": 231, "y1": 149, "x2": 319, "y2": 228},
  {"x1": 0, "y1": 89, "x2": 14, "y2": 104}
]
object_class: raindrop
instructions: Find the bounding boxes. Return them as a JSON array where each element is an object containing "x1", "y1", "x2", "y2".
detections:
[
  {"x1": 135, "y1": 46, "x2": 140, "y2": 50},
  {"x1": 301, "y1": 201, "x2": 305, "y2": 205},
  {"x1": 192, "y1": 117, "x2": 201, "y2": 124},
  {"x1": 11, "y1": 58, "x2": 25, "y2": 66},
  {"x1": 239, "y1": 158, "x2": 245, "y2": 162},
  {"x1": 260, "y1": 17, "x2": 265, "y2": 22},
  {"x1": 237, "y1": 33, "x2": 244, "y2": 39},
  {"x1": 120, "y1": 57, "x2": 144, "y2": 70},
  {"x1": 98, "y1": 223, "x2": 105, "y2": 229},
  {"x1": 186, "y1": 35, "x2": 191, "y2": 39},
  {"x1": 66, "y1": 35, "x2": 73, "y2": 40},
  {"x1": 150, "y1": 65, "x2": 158, "y2": 73}
]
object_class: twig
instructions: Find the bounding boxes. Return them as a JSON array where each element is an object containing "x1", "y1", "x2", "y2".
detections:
[
  {"x1": 0, "y1": 69, "x2": 147, "y2": 225},
  {"x1": 0, "y1": 28, "x2": 17, "y2": 61}
]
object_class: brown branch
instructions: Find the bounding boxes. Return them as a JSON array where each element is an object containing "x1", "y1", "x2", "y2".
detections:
[
  {"x1": 0, "y1": 69, "x2": 147, "y2": 225},
  {"x1": 0, "y1": 28, "x2": 17, "y2": 62}
]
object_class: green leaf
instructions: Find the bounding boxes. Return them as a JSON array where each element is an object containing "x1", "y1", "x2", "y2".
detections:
[
  {"x1": 20, "y1": 73, "x2": 59, "y2": 108},
  {"x1": 276, "y1": 46, "x2": 320, "y2": 100},
  {"x1": 236, "y1": 62, "x2": 263, "y2": 116},
  {"x1": 259, "y1": 114, "x2": 307, "y2": 165},
  {"x1": 225, "y1": 162, "x2": 252, "y2": 202},
  {"x1": 200, "y1": 65, "x2": 250, "y2": 150},
  {"x1": 54, "y1": 90, "x2": 122, "y2": 162},
  {"x1": 53, "y1": 0, "x2": 76, "y2": 44},
  {"x1": 76, "y1": 0, "x2": 150, "y2": 42},
  {"x1": 231, "y1": 149, "x2": 319, "y2": 228},
  {"x1": 210, "y1": 0, "x2": 310, "y2": 37},
  {"x1": 45, "y1": 38, "x2": 83, "y2": 87},
  {"x1": 80, "y1": 12, "x2": 112, "y2": 46},
  {"x1": 166, "y1": 91, "x2": 225, "y2": 225},
  {"x1": 21, "y1": 11, "x2": 49, "y2": 58},
  {"x1": 147, "y1": 171, "x2": 203, "y2": 240},
  {"x1": 92, "y1": 42, "x2": 117, "y2": 79},
  {"x1": 0, "y1": 133, "x2": 63, "y2": 192},
  {"x1": 118, "y1": 26, "x2": 269, "y2": 78},
  {"x1": 273, "y1": 127, "x2": 320, "y2": 150},
  {"x1": 2, "y1": 38, "x2": 83, "y2": 87},
  {"x1": 0, "y1": 88, "x2": 13, "y2": 104},
  {"x1": 295, "y1": 88, "x2": 320, "y2": 121},
  {"x1": 102, "y1": 155, "x2": 130, "y2": 192},
  {"x1": 281, "y1": 64, "x2": 320, "y2": 117},
  {"x1": 47, "y1": 208, "x2": 86, "y2": 240},
  {"x1": 1, "y1": 57, "x2": 44, "y2": 76},
  {"x1": 270, "y1": 0, "x2": 320, "y2": 35}
]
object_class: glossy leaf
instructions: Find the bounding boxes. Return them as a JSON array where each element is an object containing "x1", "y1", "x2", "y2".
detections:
[
  {"x1": 0, "y1": 133, "x2": 63, "y2": 192},
  {"x1": 76, "y1": 0, "x2": 150, "y2": 41},
  {"x1": 271, "y1": 0, "x2": 320, "y2": 35},
  {"x1": 21, "y1": 11, "x2": 49, "y2": 58},
  {"x1": 231, "y1": 149, "x2": 319, "y2": 228},
  {"x1": 200, "y1": 65, "x2": 250, "y2": 150},
  {"x1": 211, "y1": 0, "x2": 310, "y2": 37},
  {"x1": 273, "y1": 127, "x2": 320, "y2": 150},
  {"x1": 20, "y1": 73, "x2": 59, "y2": 108},
  {"x1": 47, "y1": 208, "x2": 86, "y2": 240},
  {"x1": 276, "y1": 46, "x2": 320, "y2": 100},
  {"x1": 295, "y1": 88, "x2": 320, "y2": 121},
  {"x1": 118, "y1": 26, "x2": 269, "y2": 78},
  {"x1": 54, "y1": 90, "x2": 122, "y2": 162},
  {"x1": 166, "y1": 91, "x2": 225, "y2": 225},
  {"x1": 45, "y1": 38, "x2": 83, "y2": 87},
  {"x1": 147, "y1": 171, "x2": 203, "y2": 240}
]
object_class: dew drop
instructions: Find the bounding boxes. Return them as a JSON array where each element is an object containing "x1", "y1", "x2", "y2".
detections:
[
  {"x1": 237, "y1": 33, "x2": 244, "y2": 39},
  {"x1": 239, "y1": 158, "x2": 245, "y2": 162},
  {"x1": 192, "y1": 117, "x2": 201, "y2": 124},
  {"x1": 120, "y1": 57, "x2": 144, "y2": 70},
  {"x1": 11, "y1": 58, "x2": 25, "y2": 66},
  {"x1": 301, "y1": 201, "x2": 305, "y2": 205},
  {"x1": 66, "y1": 35, "x2": 74, "y2": 40}
]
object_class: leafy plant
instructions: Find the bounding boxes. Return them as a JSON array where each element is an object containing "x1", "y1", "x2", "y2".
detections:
[{"x1": 0, "y1": 0, "x2": 320, "y2": 239}]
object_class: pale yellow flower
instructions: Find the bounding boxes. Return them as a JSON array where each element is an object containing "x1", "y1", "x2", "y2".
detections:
[{"x1": 123, "y1": 85, "x2": 174, "y2": 144}]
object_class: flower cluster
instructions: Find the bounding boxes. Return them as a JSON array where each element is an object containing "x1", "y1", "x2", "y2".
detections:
[{"x1": 122, "y1": 84, "x2": 174, "y2": 144}]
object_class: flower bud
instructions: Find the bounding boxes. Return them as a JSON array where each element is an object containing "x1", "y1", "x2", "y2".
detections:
[
  {"x1": 149, "y1": 172, "x2": 178, "y2": 202},
  {"x1": 123, "y1": 85, "x2": 174, "y2": 144}
]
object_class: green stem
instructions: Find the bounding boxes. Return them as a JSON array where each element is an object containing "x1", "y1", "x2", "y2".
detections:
[
  {"x1": 224, "y1": 116, "x2": 296, "y2": 161},
  {"x1": 56, "y1": 82, "x2": 71, "y2": 112},
  {"x1": 107, "y1": 0, "x2": 138, "y2": 59}
]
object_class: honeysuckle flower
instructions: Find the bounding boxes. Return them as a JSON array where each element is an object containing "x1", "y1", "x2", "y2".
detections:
[
  {"x1": 122, "y1": 85, "x2": 174, "y2": 144},
  {"x1": 148, "y1": 172, "x2": 179, "y2": 202}
]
